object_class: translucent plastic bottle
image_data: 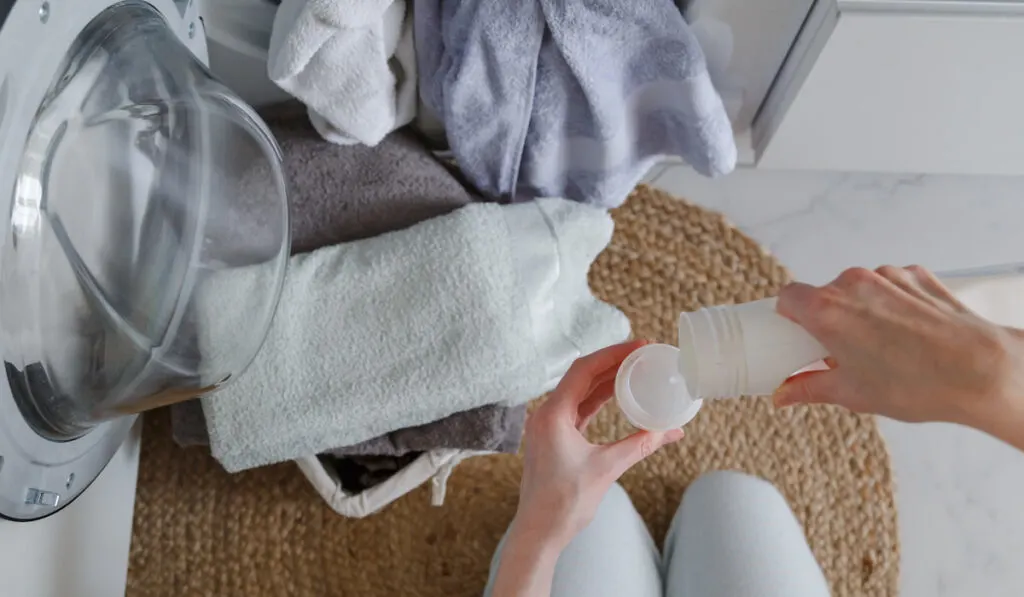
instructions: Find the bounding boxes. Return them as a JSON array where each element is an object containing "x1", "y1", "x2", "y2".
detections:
[{"x1": 615, "y1": 263, "x2": 1024, "y2": 431}]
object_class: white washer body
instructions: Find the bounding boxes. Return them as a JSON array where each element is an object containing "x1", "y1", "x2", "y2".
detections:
[{"x1": 0, "y1": 0, "x2": 207, "y2": 521}]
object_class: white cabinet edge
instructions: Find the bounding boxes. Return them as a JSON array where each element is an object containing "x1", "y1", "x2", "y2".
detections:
[
  {"x1": 751, "y1": 0, "x2": 840, "y2": 158},
  {"x1": 839, "y1": 0, "x2": 1024, "y2": 16},
  {"x1": 754, "y1": 5, "x2": 1024, "y2": 174},
  {"x1": 749, "y1": 0, "x2": 1024, "y2": 173}
]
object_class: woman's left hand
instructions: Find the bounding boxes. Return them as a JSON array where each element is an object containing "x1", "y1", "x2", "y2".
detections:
[{"x1": 512, "y1": 339, "x2": 686, "y2": 550}]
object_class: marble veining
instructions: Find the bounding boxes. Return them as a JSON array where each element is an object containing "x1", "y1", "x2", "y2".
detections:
[{"x1": 650, "y1": 164, "x2": 1024, "y2": 597}]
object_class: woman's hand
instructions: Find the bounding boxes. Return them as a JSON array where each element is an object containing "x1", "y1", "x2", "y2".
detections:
[
  {"x1": 490, "y1": 340, "x2": 685, "y2": 597},
  {"x1": 773, "y1": 265, "x2": 1024, "y2": 448},
  {"x1": 513, "y1": 339, "x2": 685, "y2": 548}
]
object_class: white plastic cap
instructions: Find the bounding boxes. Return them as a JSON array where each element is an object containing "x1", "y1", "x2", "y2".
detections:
[{"x1": 615, "y1": 344, "x2": 704, "y2": 432}]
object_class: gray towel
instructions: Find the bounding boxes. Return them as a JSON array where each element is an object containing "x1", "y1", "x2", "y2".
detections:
[
  {"x1": 416, "y1": 0, "x2": 736, "y2": 208},
  {"x1": 170, "y1": 111, "x2": 526, "y2": 456},
  {"x1": 325, "y1": 404, "x2": 526, "y2": 457},
  {"x1": 196, "y1": 198, "x2": 630, "y2": 472}
]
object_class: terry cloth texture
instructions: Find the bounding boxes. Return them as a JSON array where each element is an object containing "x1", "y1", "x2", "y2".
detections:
[
  {"x1": 170, "y1": 114, "x2": 528, "y2": 457},
  {"x1": 416, "y1": 0, "x2": 736, "y2": 207},
  {"x1": 197, "y1": 198, "x2": 629, "y2": 472},
  {"x1": 268, "y1": 0, "x2": 417, "y2": 146}
]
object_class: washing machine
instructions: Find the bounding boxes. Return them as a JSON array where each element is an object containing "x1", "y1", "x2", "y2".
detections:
[{"x1": 0, "y1": 0, "x2": 290, "y2": 521}]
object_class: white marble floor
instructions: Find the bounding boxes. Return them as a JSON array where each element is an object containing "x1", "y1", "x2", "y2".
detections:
[{"x1": 647, "y1": 164, "x2": 1024, "y2": 597}]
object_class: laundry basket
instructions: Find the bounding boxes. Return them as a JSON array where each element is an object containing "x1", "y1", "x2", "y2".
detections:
[{"x1": 295, "y1": 450, "x2": 491, "y2": 518}]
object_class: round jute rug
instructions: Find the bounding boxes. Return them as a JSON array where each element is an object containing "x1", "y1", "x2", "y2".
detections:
[{"x1": 126, "y1": 185, "x2": 898, "y2": 597}]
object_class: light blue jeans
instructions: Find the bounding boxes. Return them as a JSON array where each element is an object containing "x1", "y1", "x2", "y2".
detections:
[{"x1": 484, "y1": 471, "x2": 831, "y2": 597}]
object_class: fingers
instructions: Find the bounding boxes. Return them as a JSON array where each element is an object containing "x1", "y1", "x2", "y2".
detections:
[
  {"x1": 905, "y1": 264, "x2": 966, "y2": 308},
  {"x1": 874, "y1": 264, "x2": 972, "y2": 318},
  {"x1": 551, "y1": 340, "x2": 648, "y2": 411},
  {"x1": 576, "y1": 379, "x2": 616, "y2": 431},
  {"x1": 776, "y1": 280, "x2": 851, "y2": 341},
  {"x1": 772, "y1": 369, "x2": 841, "y2": 408},
  {"x1": 778, "y1": 266, "x2": 956, "y2": 343},
  {"x1": 875, "y1": 265, "x2": 932, "y2": 303},
  {"x1": 777, "y1": 268, "x2": 877, "y2": 334},
  {"x1": 582, "y1": 366, "x2": 620, "y2": 401},
  {"x1": 776, "y1": 281, "x2": 821, "y2": 327},
  {"x1": 598, "y1": 428, "x2": 686, "y2": 480}
]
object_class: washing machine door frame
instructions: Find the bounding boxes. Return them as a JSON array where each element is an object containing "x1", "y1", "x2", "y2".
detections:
[{"x1": 0, "y1": 0, "x2": 212, "y2": 521}]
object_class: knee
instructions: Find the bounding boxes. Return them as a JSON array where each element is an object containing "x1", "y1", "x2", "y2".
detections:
[
  {"x1": 687, "y1": 470, "x2": 779, "y2": 497},
  {"x1": 680, "y1": 471, "x2": 791, "y2": 516}
]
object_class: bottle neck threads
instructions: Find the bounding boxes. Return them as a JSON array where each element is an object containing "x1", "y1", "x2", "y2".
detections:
[
  {"x1": 678, "y1": 305, "x2": 747, "y2": 399},
  {"x1": 678, "y1": 298, "x2": 829, "y2": 400}
]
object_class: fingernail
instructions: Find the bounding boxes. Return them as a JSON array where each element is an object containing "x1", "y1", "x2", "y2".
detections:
[
  {"x1": 665, "y1": 428, "x2": 685, "y2": 442},
  {"x1": 772, "y1": 387, "x2": 793, "y2": 408}
]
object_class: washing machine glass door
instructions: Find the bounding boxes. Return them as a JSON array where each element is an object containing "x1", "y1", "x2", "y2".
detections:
[
  {"x1": 0, "y1": 0, "x2": 289, "y2": 520},
  {"x1": 0, "y1": 1, "x2": 289, "y2": 439}
]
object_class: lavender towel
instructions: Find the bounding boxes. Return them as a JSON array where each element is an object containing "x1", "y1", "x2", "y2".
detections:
[
  {"x1": 416, "y1": 0, "x2": 736, "y2": 208},
  {"x1": 170, "y1": 106, "x2": 526, "y2": 456}
]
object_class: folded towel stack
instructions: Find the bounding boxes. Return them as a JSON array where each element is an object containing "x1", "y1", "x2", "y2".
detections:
[
  {"x1": 172, "y1": 108, "x2": 631, "y2": 514},
  {"x1": 172, "y1": 108, "x2": 629, "y2": 489},
  {"x1": 198, "y1": 196, "x2": 629, "y2": 472},
  {"x1": 171, "y1": 111, "x2": 529, "y2": 458}
]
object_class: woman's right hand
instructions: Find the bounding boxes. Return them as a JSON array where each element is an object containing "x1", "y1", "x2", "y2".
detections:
[{"x1": 773, "y1": 265, "x2": 1024, "y2": 448}]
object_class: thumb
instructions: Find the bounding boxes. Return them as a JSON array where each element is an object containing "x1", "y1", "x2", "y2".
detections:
[
  {"x1": 772, "y1": 369, "x2": 840, "y2": 408},
  {"x1": 600, "y1": 428, "x2": 685, "y2": 479}
]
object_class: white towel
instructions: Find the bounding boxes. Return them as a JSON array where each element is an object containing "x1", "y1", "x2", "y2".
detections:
[
  {"x1": 197, "y1": 199, "x2": 630, "y2": 472},
  {"x1": 268, "y1": 0, "x2": 417, "y2": 146}
]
